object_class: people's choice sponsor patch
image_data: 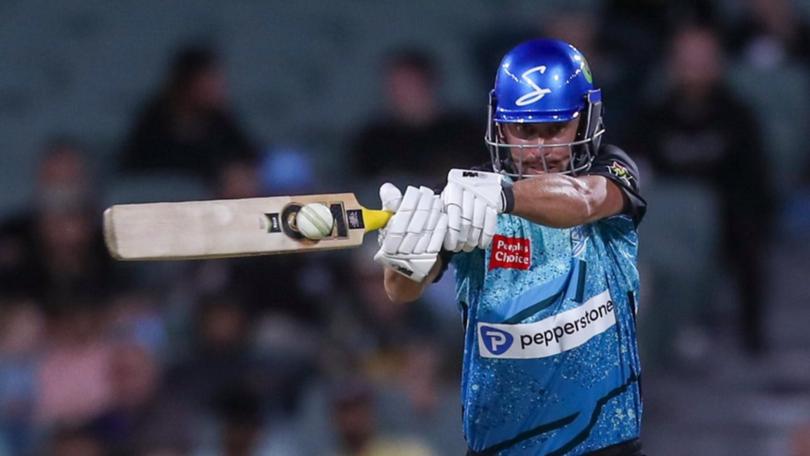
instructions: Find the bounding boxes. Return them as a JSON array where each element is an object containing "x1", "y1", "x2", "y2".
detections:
[{"x1": 489, "y1": 235, "x2": 531, "y2": 270}]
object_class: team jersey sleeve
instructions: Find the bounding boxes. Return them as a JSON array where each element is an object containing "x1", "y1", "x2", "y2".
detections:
[{"x1": 586, "y1": 144, "x2": 647, "y2": 226}]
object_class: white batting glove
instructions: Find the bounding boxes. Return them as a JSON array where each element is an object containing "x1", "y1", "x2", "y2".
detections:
[
  {"x1": 374, "y1": 183, "x2": 448, "y2": 282},
  {"x1": 441, "y1": 169, "x2": 514, "y2": 252}
]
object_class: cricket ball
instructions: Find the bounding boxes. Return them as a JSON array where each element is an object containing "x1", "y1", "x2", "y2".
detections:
[{"x1": 295, "y1": 203, "x2": 334, "y2": 240}]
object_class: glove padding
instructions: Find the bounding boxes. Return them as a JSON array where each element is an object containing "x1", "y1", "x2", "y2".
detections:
[
  {"x1": 441, "y1": 169, "x2": 512, "y2": 252},
  {"x1": 374, "y1": 183, "x2": 448, "y2": 282}
]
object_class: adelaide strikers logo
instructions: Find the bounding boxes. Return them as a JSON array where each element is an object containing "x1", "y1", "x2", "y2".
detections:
[
  {"x1": 608, "y1": 161, "x2": 634, "y2": 187},
  {"x1": 480, "y1": 325, "x2": 514, "y2": 355}
]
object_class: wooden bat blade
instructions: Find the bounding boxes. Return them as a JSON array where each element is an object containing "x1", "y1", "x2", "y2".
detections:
[{"x1": 104, "y1": 194, "x2": 390, "y2": 261}]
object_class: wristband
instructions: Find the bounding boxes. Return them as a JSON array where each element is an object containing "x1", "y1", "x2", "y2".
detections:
[{"x1": 501, "y1": 180, "x2": 515, "y2": 213}]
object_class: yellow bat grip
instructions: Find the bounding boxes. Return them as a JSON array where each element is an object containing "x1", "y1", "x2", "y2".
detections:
[{"x1": 361, "y1": 208, "x2": 392, "y2": 232}]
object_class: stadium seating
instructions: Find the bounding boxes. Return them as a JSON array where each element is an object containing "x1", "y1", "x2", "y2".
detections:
[{"x1": 638, "y1": 178, "x2": 721, "y2": 363}]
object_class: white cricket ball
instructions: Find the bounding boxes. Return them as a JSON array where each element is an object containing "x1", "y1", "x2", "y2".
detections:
[{"x1": 295, "y1": 203, "x2": 334, "y2": 240}]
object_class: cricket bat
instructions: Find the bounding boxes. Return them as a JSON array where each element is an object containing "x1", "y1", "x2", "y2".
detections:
[{"x1": 103, "y1": 193, "x2": 391, "y2": 260}]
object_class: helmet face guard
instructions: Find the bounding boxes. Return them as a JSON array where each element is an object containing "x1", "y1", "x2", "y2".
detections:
[
  {"x1": 484, "y1": 39, "x2": 605, "y2": 179},
  {"x1": 486, "y1": 89, "x2": 605, "y2": 178}
]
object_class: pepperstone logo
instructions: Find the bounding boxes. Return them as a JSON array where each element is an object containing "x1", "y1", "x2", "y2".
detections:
[
  {"x1": 477, "y1": 290, "x2": 615, "y2": 359},
  {"x1": 480, "y1": 325, "x2": 514, "y2": 355}
]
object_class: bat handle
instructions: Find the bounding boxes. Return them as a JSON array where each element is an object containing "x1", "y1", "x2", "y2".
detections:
[{"x1": 361, "y1": 208, "x2": 392, "y2": 233}]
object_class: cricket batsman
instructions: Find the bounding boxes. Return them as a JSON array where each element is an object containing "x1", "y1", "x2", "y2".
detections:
[{"x1": 374, "y1": 39, "x2": 647, "y2": 455}]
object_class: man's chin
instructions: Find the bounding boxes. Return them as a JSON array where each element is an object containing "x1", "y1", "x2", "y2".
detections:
[
  {"x1": 525, "y1": 166, "x2": 561, "y2": 174},
  {"x1": 514, "y1": 161, "x2": 566, "y2": 174}
]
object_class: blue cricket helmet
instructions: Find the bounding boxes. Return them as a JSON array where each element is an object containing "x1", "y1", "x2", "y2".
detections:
[{"x1": 485, "y1": 38, "x2": 605, "y2": 176}]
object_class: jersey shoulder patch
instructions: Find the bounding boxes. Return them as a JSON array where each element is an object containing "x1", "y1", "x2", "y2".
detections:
[{"x1": 587, "y1": 144, "x2": 647, "y2": 226}]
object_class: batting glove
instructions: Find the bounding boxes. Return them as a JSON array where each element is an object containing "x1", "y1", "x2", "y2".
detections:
[
  {"x1": 374, "y1": 183, "x2": 448, "y2": 282},
  {"x1": 441, "y1": 169, "x2": 514, "y2": 252}
]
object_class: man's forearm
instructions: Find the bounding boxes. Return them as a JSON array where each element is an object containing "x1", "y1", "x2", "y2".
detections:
[
  {"x1": 383, "y1": 258, "x2": 443, "y2": 304},
  {"x1": 511, "y1": 174, "x2": 616, "y2": 228}
]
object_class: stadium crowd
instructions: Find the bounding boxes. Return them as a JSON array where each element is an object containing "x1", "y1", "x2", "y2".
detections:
[{"x1": 1, "y1": 1, "x2": 809, "y2": 455}]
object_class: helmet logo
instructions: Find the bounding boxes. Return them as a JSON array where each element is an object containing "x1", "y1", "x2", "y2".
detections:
[
  {"x1": 515, "y1": 66, "x2": 552, "y2": 106},
  {"x1": 581, "y1": 59, "x2": 593, "y2": 84}
]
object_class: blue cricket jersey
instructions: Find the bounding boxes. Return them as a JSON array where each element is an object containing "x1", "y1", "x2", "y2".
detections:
[{"x1": 448, "y1": 145, "x2": 646, "y2": 455}]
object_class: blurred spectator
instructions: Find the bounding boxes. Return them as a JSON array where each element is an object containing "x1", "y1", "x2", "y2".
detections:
[
  {"x1": 471, "y1": 26, "x2": 533, "y2": 94},
  {"x1": 191, "y1": 382, "x2": 303, "y2": 456},
  {"x1": 35, "y1": 305, "x2": 113, "y2": 427},
  {"x1": 29, "y1": 206, "x2": 113, "y2": 311},
  {"x1": 397, "y1": 343, "x2": 441, "y2": 417},
  {"x1": 726, "y1": 0, "x2": 810, "y2": 69},
  {"x1": 0, "y1": 296, "x2": 44, "y2": 360},
  {"x1": 349, "y1": 48, "x2": 482, "y2": 184},
  {"x1": 793, "y1": 421, "x2": 810, "y2": 456},
  {"x1": 217, "y1": 157, "x2": 262, "y2": 200},
  {"x1": 631, "y1": 24, "x2": 775, "y2": 354},
  {"x1": 167, "y1": 293, "x2": 255, "y2": 406},
  {"x1": 0, "y1": 138, "x2": 114, "y2": 307},
  {"x1": 48, "y1": 425, "x2": 106, "y2": 456},
  {"x1": 168, "y1": 290, "x2": 316, "y2": 413},
  {"x1": 106, "y1": 292, "x2": 168, "y2": 359},
  {"x1": 330, "y1": 378, "x2": 435, "y2": 456},
  {"x1": 211, "y1": 385, "x2": 265, "y2": 456},
  {"x1": 0, "y1": 296, "x2": 44, "y2": 454},
  {"x1": 89, "y1": 343, "x2": 194, "y2": 454},
  {"x1": 599, "y1": 0, "x2": 719, "y2": 55},
  {"x1": 327, "y1": 245, "x2": 438, "y2": 378},
  {"x1": 119, "y1": 44, "x2": 257, "y2": 182},
  {"x1": 596, "y1": 1, "x2": 721, "y2": 141},
  {"x1": 33, "y1": 136, "x2": 94, "y2": 207},
  {"x1": 542, "y1": 10, "x2": 635, "y2": 140}
]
